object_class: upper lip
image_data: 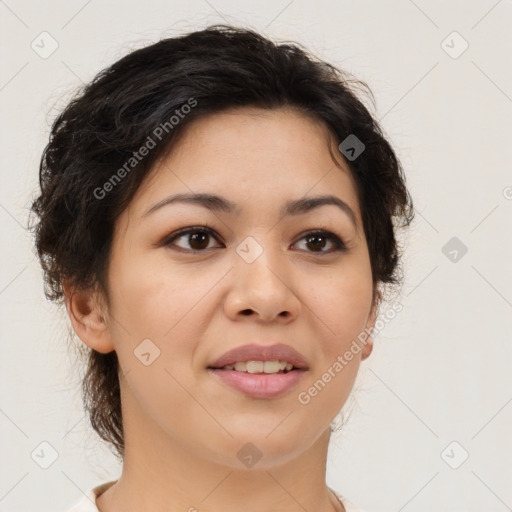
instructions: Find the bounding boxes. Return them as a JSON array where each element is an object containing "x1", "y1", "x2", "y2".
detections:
[{"x1": 208, "y1": 343, "x2": 309, "y2": 370}]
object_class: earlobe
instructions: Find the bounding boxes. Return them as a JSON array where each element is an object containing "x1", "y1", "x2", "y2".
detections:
[
  {"x1": 361, "y1": 331, "x2": 374, "y2": 361},
  {"x1": 63, "y1": 280, "x2": 115, "y2": 354},
  {"x1": 361, "y1": 292, "x2": 380, "y2": 361}
]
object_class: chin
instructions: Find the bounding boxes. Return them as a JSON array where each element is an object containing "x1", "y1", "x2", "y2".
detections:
[{"x1": 203, "y1": 429, "x2": 314, "y2": 470}]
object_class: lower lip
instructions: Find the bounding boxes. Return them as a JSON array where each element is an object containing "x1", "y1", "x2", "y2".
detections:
[{"x1": 208, "y1": 369, "x2": 307, "y2": 399}]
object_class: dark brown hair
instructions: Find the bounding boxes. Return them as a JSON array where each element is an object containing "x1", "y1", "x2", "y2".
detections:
[{"x1": 28, "y1": 24, "x2": 414, "y2": 461}]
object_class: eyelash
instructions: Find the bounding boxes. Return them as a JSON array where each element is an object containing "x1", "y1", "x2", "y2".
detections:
[{"x1": 161, "y1": 223, "x2": 347, "y2": 255}]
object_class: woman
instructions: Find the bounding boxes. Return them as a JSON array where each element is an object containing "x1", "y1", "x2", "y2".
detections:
[{"x1": 29, "y1": 24, "x2": 414, "y2": 512}]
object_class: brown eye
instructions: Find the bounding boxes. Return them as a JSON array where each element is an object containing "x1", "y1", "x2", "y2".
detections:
[
  {"x1": 162, "y1": 227, "x2": 346, "y2": 255},
  {"x1": 164, "y1": 227, "x2": 222, "y2": 252},
  {"x1": 305, "y1": 233, "x2": 328, "y2": 251},
  {"x1": 293, "y1": 230, "x2": 346, "y2": 254}
]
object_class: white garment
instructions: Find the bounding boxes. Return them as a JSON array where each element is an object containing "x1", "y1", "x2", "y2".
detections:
[{"x1": 67, "y1": 481, "x2": 365, "y2": 512}]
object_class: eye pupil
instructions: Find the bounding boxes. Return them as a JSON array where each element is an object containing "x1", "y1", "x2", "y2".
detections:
[
  {"x1": 306, "y1": 234, "x2": 327, "y2": 252},
  {"x1": 189, "y1": 232, "x2": 209, "y2": 250}
]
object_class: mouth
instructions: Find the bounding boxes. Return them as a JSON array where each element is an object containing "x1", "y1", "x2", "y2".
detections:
[
  {"x1": 207, "y1": 361, "x2": 307, "y2": 399},
  {"x1": 208, "y1": 360, "x2": 301, "y2": 373},
  {"x1": 207, "y1": 343, "x2": 309, "y2": 399}
]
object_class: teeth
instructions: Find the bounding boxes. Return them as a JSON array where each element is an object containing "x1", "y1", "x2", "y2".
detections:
[
  {"x1": 222, "y1": 360, "x2": 295, "y2": 374},
  {"x1": 247, "y1": 361, "x2": 265, "y2": 373}
]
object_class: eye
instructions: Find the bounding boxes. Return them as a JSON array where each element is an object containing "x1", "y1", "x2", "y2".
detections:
[
  {"x1": 162, "y1": 225, "x2": 222, "y2": 252},
  {"x1": 292, "y1": 229, "x2": 346, "y2": 254},
  {"x1": 161, "y1": 226, "x2": 346, "y2": 254}
]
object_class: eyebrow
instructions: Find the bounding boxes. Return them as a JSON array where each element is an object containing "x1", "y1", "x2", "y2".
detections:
[{"x1": 143, "y1": 192, "x2": 357, "y2": 229}]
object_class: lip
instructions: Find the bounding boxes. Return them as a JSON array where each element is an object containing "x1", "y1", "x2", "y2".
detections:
[
  {"x1": 207, "y1": 343, "x2": 309, "y2": 370},
  {"x1": 208, "y1": 368, "x2": 307, "y2": 399}
]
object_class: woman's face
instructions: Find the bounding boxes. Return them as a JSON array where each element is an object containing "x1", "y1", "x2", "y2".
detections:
[{"x1": 92, "y1": 107, "x2": 377, "y2": 468}]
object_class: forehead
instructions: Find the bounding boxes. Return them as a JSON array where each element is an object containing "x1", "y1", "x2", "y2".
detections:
[{"x1": 128, "y1": 106, "x2": 362, "y2": 226}]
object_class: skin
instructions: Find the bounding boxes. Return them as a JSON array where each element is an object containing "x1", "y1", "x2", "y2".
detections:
[{"x1": 64, "y1": 106, "x2": 379, "y2": 512}]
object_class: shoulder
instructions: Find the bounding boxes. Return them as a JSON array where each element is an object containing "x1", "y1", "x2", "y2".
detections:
[
  {"x1": 66, "y1": 481, "x2": 117, "y2": 512},
  {"x1": 329, "y1": 487, "x2": 367, "y2": 512}
]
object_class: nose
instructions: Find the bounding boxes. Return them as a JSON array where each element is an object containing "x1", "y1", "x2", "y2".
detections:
[{"x1": 223, "y1": 246, "x2": 302, "y2": 323}]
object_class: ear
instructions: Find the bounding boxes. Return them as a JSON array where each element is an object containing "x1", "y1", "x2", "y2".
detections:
[
  {"x1": 361, "y1": 289, "x2": 380, "y2": 361},
  {"x1": 63, "y1": 279, "x2": 115, "y2": 354}
]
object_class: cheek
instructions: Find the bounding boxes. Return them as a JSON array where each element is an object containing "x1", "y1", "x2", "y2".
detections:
[
  {"x1": 108, "y1": 249, "x2": 212, "y2": 339},
  {"x1": 106, "y1": 251, "x2": 216, "y2": 392},
  {"x1": 305, "y1": 265, "x2": 373, "y2": 346},
  {"x1": 295, "y1": 279, "x2": 369, "y2": 428},
  {"x1": 108, "y1": 255, "x2": 206, "y2": 440}
]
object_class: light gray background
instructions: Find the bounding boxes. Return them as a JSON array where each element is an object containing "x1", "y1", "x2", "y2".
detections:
[{"x1": 1, "y1": 1, "x2": 511, "y2": 511}]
